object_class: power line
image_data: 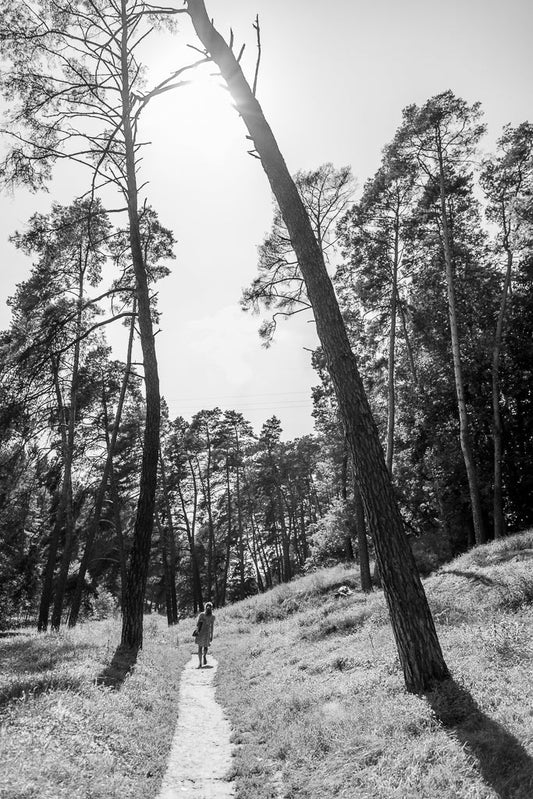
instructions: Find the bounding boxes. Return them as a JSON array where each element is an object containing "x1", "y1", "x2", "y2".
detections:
[
  {"x1": 174, "y1": 404, "x2": 313, "y2": 412},
  {"x1": 166, "y1": 390, "x2": 312, "y2": 401}
]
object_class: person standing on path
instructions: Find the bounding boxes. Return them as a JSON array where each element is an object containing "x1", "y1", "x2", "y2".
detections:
[{"x1": 195, "y1": 601, "x2": 215, "y2": 668}]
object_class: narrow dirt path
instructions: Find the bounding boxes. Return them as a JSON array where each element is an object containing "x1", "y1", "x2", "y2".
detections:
[{"x1": 156, "y1": 655, "x2": 235, "y2": 799}]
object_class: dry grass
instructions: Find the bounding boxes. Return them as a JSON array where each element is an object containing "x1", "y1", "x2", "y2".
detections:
[
  {"x1": 0, "y1": 615, "x2": 191, "y2": 799},
  {"x1": 214, "y1": 531, "x2": 533, "y2": 799},
  {"x1": 2, "y1": 532, "x2": 533, "y2": 798}
]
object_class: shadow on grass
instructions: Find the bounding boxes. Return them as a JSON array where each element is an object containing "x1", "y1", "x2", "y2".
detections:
[
  {"x1": 441, "y1": 569, "x2": 503, "y2": 586},
  {"x1": 96, "y1": 644, "x2": 139, "y2": 689},
  {"x1": 0, "y1": 636, "x2": 94, "y2": 674},
  {"x1": 0, "y1": 675, "x2": 83, "y2": 709},
  {"x1": 426, "y1": 679, "x2": 533, "y2": 799}
]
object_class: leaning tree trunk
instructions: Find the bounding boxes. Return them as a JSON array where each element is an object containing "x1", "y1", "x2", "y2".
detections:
[
  {"x1": 187, "y1": 0, "x2": 449, "y2": 691},
  {"x1": 436, "y1": 128, "x2": 486, "y2": 545},
  {"x1": 120, "y1": 0, "x2": 161, "y2": 650}
]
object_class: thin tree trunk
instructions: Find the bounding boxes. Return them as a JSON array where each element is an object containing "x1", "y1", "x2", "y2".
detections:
[
  {"x1": 436, "y1": 127, "x2": 486, "y2": 545},
  {"x1": 236, "y1": 461, "x2": 246, "y2": 598},
  {"x1": 221, "y1": 454, "x2": 232, "y2": 606},
  {"x1": 187, "y1": 0, "x2": 449, "y2": 691},
  {"x1": 386, "y1": 214, "x2": 399, "y2": 475},
  {"x1": 276, "y1": 485, "x2": 291, "y2": 582},
  {"x1": 196, "y1": 428, "x2": 216, "y2": 604},
  {"x1": 120, "y1": 0, "x2": 161, "y2": 650},
  {"x1": 178, "y1": 465, "x2": 203, "y2": 613},
  {"x1": 253, "y1": 512, "x2": 272, "y2": 589},
  {"x1": 155, "y1": 510, "x2": 173, "y2": 625},
  {"x1": 51, "y1": 253, "x2": 85, "y2": 630},
  {"x1": 354, "y1": 482, "x2": 372, "y2": 592},
  {"x1": 159, "y1": 451, "x2": 179, "y2": 623},
  {"x1": 340, "y1": 444, "x2": 355, "y2": 560},
  {"x1": 109, "y1": 463, "x2": 127, "y2": 609},
  {"x1": 492, "y1": 246, "x2": 513, "y2": 539},
  {"x1": 397, "y1": 288, "x2": 418, "y2": 386},
  {"x1": 299, "y1": 503, "x2": 310, "y2": 563},
  {"x1": 247, "y1": 510, "x2": 266, "y2": 592},
  {"x1": 37, "y1": 357, "x2": 69, "y2": 632},
  {"x1": 246, "y1": 537, "x2": 264, "y2": 593}
]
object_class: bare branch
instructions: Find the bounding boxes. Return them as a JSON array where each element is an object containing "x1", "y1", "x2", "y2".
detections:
[{"x1": 252, "y1": 15, "x2": 261, "y2": 97}]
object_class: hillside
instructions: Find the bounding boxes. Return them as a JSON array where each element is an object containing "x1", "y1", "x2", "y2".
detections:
[
  {"x1": 0, "y1": 531, "x2": 532, "y2": 798},
  {"x1": 214, "y1": 530, "x2": 533, "y2": 799}
]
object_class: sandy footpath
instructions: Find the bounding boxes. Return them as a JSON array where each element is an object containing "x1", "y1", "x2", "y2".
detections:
[{"x1": 156, "y1": 655, "x2": 235, "y2": 799}]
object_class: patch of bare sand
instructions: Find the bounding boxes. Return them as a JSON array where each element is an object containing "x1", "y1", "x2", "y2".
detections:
[{"x1": 157, "y1": 655, "x2": 235, "y2": 799}]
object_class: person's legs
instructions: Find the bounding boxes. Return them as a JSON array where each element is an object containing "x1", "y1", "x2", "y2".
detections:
[
  {"x1": 203, "y1": 647, "x2": 208, "y2": 665},
  {"x1": 197, "y1": 644, "x2": 203, "y2": 668}
]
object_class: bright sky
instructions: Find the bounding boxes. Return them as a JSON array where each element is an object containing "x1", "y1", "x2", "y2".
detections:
[{"x1": 1, "y1": 0, "x2": 532, "y2": 439}]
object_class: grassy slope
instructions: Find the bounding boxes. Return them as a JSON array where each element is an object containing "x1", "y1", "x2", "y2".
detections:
[
  {"x1": 1, "y1": 533, "x2": 532, "y2": 799},
  {"x1": 214, "y1": 531, "x2": 533, "y2": 799},
  {"x1": 0, "y1": 615, "x2": 191, "y2": 799}
]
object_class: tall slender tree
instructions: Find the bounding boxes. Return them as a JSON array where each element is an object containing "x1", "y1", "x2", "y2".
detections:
[
  {"x1": 480, "y1": 123, "x2": 533, "y2": 538},
  {"x1": 392, "y1": 92, "x2": 488, "y2": 544}
]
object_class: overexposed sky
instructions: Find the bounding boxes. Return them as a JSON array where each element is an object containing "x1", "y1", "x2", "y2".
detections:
[{"x1": 1, "y1": 0, "x2": 532, "y2": 438}]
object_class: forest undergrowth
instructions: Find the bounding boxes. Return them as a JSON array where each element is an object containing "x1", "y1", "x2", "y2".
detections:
[{"x1": 1, "y1": 532, "x2": 532, "y2": 798}]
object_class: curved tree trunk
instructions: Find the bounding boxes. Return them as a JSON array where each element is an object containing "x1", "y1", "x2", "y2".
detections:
[{"x1": 187, "y1": 0, "x2": 449, "y2": 691}]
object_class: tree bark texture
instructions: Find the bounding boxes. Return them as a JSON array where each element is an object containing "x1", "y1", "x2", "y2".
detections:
[{"x1": 187, "y1": 0, "x2": 449, "y2": 691}]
